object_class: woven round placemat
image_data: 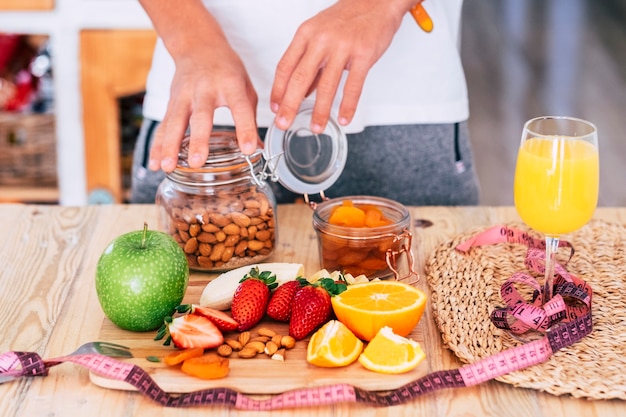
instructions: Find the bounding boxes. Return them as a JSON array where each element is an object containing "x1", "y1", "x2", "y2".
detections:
[{"x1": 424, "y1": 219, "x2": 626, "y2": 400}]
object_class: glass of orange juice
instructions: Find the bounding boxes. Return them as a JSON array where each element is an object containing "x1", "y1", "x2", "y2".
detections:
[{"x1": 514, "y1": 116, "x2": 599, "y2": 332}]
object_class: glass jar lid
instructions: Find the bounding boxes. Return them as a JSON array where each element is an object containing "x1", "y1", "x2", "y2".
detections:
[
  {"x1": 263, "y1": 104, "x2": 347, "y2": 195},
  {"x1": 168, "y1": 129, "x2": 263, "y2": 186}
]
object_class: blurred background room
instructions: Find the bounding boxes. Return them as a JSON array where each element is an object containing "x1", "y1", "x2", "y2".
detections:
[{"x1": 0, "y1": 0, "x2": 624, "y2": 206}]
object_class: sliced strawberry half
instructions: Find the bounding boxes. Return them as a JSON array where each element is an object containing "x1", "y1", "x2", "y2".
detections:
[
  {"x1": 176, "y1": 304, "x2": 239, "y2": 332},
  {"x1": 155, "y1": 314, "x2": 224, "y2": 350}
]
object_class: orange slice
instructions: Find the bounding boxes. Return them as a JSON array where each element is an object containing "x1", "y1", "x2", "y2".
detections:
[
  {"x1": 358, "y1": 326, "x2": 426, "y2": 374},
  {"x1": 306, "y1": 320, "x2": 364, "y2": 367},
  {"x1": 331, "y1": 280, "x2": 427, "y2": 341}
]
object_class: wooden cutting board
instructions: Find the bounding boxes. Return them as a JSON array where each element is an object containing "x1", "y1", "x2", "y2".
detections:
[{"x1": 89, "y1": 276, "x2": 428, "y2": 394}]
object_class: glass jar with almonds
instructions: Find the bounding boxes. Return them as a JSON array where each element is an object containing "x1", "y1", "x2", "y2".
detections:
[{"x1": 155, "y1": 129, "x2": 277, "y2": 272}]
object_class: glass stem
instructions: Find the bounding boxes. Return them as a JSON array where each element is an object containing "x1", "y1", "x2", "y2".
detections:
[{"x1": 543, "y1": 236, "x2": 560, "y2": 304}]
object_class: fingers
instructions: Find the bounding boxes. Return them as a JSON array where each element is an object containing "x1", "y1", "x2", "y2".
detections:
[
  {"x1": 337, "y1": 61, "x2": 368, "y2": 126},
  {"x1": 149, "y1": 79, "x2": 259, "y2": 172},
  {"x1": 309, "y1": 58, "x2": 346, "y2": 133},
  {"x1": 272, "y1": 47, "x2": 345, "y2": 133},
  {"x1": 272, "y1": 51, "x2": 361, "y2": 134},
  {"x1": 270, "y1": 36, "x2": 313, "y2": 130},
  {"x1": 149, "y1": 99, "x2": 190, "y2": 172},
  {"x1": 270, "y1": 27, "x2": 367, "y2": 134},
  {"x1": 187, "y1": 102, "x2": 214, "y2": 168},
  {"x1": 230, "y1": 87, "x2": 259, "y2": 155}
]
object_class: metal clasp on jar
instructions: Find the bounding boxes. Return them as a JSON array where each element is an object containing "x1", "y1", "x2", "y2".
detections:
[
  {"x1": 386, "y1": 228, "x2": 419, "y2": 283},
  {"x1": 245, "y1": 153, "x2": 283, "y2": 188}
]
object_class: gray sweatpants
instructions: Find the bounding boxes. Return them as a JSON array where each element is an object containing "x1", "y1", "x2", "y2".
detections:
[{"x1": 130, "y1": 120, "x2": 480, "y2": 206}]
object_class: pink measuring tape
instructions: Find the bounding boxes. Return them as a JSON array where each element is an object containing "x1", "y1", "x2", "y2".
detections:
[{"x1": 0, "y1": 226, "x2": 593, "y2": 409}]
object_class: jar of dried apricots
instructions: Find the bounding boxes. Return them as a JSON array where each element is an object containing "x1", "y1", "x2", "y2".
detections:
[
  {"x1": 263, "y1": 104, "x2": 416, "y2": 280},
  {"x1": 311, "y1": 196, "x2": 416, "y2": 280},
  {"x1": 156, "y1": 129, "x2": 277, "y2": 272}
]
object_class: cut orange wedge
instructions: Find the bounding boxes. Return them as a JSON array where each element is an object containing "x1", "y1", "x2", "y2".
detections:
[
  {"x1": 358, "y1": 326, "x2": 426, "y2": 374},
  {"x1": 331, "y1": 280, "x2": 427, "y2": 341},
  {"x1": 306, "y1": 320, "x2": 364, "y2": 368}
]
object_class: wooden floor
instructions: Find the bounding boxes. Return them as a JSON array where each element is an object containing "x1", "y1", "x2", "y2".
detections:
[{"x1": 462, "y1": 0, "x2": 626, "y2": 207}]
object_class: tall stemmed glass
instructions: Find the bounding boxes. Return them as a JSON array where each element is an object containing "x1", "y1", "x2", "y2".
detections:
[{"x1": 514, "y1": 116, "x2": 599, "y2": 331}]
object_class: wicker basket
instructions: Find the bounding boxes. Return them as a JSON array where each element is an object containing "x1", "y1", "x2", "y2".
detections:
[{"x1": 0, "y1": 112, "x2": 57, "y2": 186}]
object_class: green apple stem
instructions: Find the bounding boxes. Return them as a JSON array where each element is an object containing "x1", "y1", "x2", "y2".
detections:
[{"x1": 142, "y1": 222, "x2": 148, "y2": 249}]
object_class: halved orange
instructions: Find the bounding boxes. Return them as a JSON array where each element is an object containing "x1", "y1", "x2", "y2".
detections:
[
  {"x1": 358, "y1": 326, "x2": 426, "y2": 374},
  {"x1": 306, "y1": 320, "x2": 364, "y2": 367},
  {"x1": 331, "y1": 280, "x2": 427, "y2": 341}
]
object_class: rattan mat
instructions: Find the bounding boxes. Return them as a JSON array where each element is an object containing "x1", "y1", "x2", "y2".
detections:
[{"x1": 424, "y1": 219, "x2": 626, "y2": 400}]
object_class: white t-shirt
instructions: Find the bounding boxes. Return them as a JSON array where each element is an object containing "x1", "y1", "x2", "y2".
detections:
[{"x1": 142, "y1": 0, "x2": 468, "y2": 133}]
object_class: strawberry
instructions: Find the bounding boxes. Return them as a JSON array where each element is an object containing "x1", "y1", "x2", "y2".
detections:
[
  {"x1": 230, "y1": 267, "x2": 278, "y2": 331},
  {"x1": 267, "y1": 280, "x2": 303, "y2": 322},
  {"x1": 289, "y1": 278, "x2": 347, "y2": 340},
  {"x1": 175, "y1": 304, "x2": 239, "y2": 332},
  {"x1": 155, "y1": 314, "x2": 224, "y2": 349}
]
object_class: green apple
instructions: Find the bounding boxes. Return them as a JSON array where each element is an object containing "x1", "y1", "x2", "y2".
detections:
[{"x1": 96, "y1": 223, "x2": 189, "y2": 332}]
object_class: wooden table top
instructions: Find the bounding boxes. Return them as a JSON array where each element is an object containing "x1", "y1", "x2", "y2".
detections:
[{"x1": 1, "y1": 203, "x2": 625, "y2": 417}]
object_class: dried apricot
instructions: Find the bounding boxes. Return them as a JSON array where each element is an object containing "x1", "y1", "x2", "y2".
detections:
[
  {"x1": 364, "y1": 208, "x2": 392, "y2": 227},
  {"x1": 336, "y1": 250, "x2": 370, "y2": 267},
  {"x1": 328, "y1": 205, "x2": 366, "y2": 227},
  {"x1": 328, "y1": 200, "x2": 393, "y2": 229},
  {"x1": 163, "y1": 347, "x2": 204, "y2": 366},
  {"x1": 180, "y1": 353, "x2": 230, "y2": 379},
  {"x1": 358, "y1": 257, "x2": 388, "y2": 271}
]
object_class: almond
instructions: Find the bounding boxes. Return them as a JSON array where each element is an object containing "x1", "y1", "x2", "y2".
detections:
[
  {"x1": 234, "y1": 240, "x2": 248, "y2": 255},
  {"x1": 225, "y1": 339, "x2": 243, "y2": 351},
  {"x1": 237, "y1": 347, "x2": 258, "y2": 359},
  {"x1": 222, "y1": 223, "x2": 241, "y2": 236},
  {"x1": 209, "y1": 243, "x2": 226, "y2": 261},
  {"x1": 221, "y1": 246, "x2": 234, "y2": 262},
  {"x1": 197, "y1": 232, "x2": 217, "y2": 244},
  {"x1": 255, "y1": 230, "x2": 272, "y2": 242},
  {"x1": 248, "y1": 240, "x2": 265, "y2": 252},
  {"x1": 183, "y1": 237, "x2": 199, "y2": 254},
  {"x1": 216, "y1": 344, "x2": 233, "y2": 357},
  {"x1": 201, "y1": 223, "x2": 220, "y2": 233},
  {"x1": 280, "y1": 335, "x2": 296, "y2": 350},
  {"x1": 257, "y1": 327, "x2": 277, "y2": 338},
  {"x1": 250, "y1": 335, "x2": 270, "y2": 343},
  {"x1": 271, "y1": 348, "x2": 286, "y2": 361},
  {"x1": 230, "y1": 212, "x2": 251, "y2": 228},
  {"x1": 238, "y1": 331, "x2": 251, "y2": 346},
  {"x1": 245, "y1": 341, "x2": 266, "y2": 354},
  {"x1": 224, "y1": 234, "x2": 240, "y2": 247},
  {"x1": 209, "y1": 213, "x2": 231, "y2": 228},
  {"x1": 271, "y1": 334, "x2": 283, "y2": 347},
  {"x1": 189, "y1": 223, "x2": 201, "y2": 237}
]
